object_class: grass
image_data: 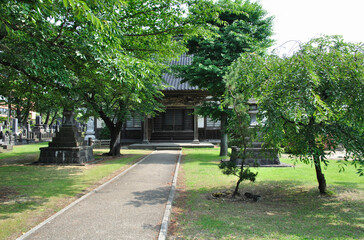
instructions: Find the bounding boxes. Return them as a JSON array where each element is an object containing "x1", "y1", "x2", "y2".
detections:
[
  {"x1": 0, "y1": 144, "x2": 151, "y2": 240},
  {"x1": 170, "y1": 148, "x2": 364, "y2": 240},
  {"x1": 0, "y1": 142, "x2": 48, "y2": 162}
]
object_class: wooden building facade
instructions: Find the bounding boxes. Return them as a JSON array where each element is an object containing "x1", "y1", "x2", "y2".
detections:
[{"x1": 121, "y1": 55, "x2": 221, "y2": 143}]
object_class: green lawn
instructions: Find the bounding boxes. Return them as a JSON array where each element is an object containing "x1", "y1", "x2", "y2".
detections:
[
  {"x1": 170, "y1": 148, "x2": 364, "y2": 240},
  {"x1": 0, "y1": 144, "x2": 151, "y2": 240},
  {"x1": 0, "y1": 142, "x2": 48, "y2": 162}
]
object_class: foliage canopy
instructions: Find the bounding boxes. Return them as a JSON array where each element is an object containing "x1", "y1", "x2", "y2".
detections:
[{"x1": 226, "y1": 35, "x2": 364, "y2": 193}]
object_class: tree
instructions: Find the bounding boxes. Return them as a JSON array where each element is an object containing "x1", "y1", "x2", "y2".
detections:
[
  {"x1": 67, "y1": 0, "x2": 219, "y2": 156},
  {"x1": 228, "y1": 36, "x2": 364, "y2": 194},
  {"x1": 220, "y1": 53, "x2": 266, "y2": 197},
  {"x1": 173, "y1": 0, "x2": 273, "y2": 156},
  {"x1": 1, "y1": 0, "x2": 217, "y2": 156},
  {"x1": 218, "y1": 102, "x2": 258, "y2": 198}
]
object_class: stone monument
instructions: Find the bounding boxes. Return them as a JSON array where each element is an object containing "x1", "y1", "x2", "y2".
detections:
[
  {"x1": 38, "y1": 109, "x2": 94, "y2": 164},
  {"x1": 84, "y1": 117, "x2": 96, "y2": 141},
  {"x1": 0, "y1": 131, "x2": 13, "y2": 151},
  {"x1": 230, "y1": 99, "x2": 280, "y2": 166},
  {"x1": 33, "y1": 116, "x2": 44, "y2": 133},
  {"x1": 12, "y1": 118, "x2": 18, "y2": 135}
]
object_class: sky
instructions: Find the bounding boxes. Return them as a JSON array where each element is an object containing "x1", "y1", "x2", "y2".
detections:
[{"x1": 255, "y1": 0, "x2": 364, "y2": 55}]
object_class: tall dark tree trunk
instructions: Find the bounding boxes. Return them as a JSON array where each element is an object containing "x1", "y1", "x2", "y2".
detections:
[
  {"x1": 21, "y1": 107, "x2": 30, "y2": 126},
  {"x1": 49, "y1": 111, "x2": 58, "y2": 126},
  {"x1": 97, "y1": 109, "x2": 124, "y2": 157},
  {"x1": 44, "y1": 111, "x2": 51, "y2": 125},
  {"x1": 109, "y1": 129, "x2": 122, "y2": 156},
  {"x1": 314, "y1": 156, "x2": 327, "y2": 194},
  {"x1": 16, "y1": 106, "x2": 21, "y2": 122},
  {"x1": 220, "y1": 112, "x2": 228, "y2": 156},
  {"x1": 7, "y1": 102, "x2": 11, "y2": 124}
]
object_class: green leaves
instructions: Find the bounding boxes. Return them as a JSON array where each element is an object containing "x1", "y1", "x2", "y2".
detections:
[
  {"x1": 175, "y1": 0, "x2": 273, "y2": 117},
  {"x1": 226, "y1": 35, "x2": 364, "y2": 177}
]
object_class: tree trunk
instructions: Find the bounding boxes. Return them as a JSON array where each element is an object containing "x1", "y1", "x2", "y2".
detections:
[
  {"x1": 220, "y1": 112, "x2": 228, "y2": 156},
  {"x1": 49, "y1": 111, "x2": 58, "y2": 126},
  {"x1": 21, "y1": 106, "x2": 30, "y2": 126},
  {"x1": 108, "y1": 127, "x2": 122, "y2": 156},
  {"x1": 314, "y1": 156, "x2": 327, "y2": 194},
  {"x1": 307, "y1": 119, "x2": 327, "y2": 195},
  {"x1": 44, "y1": 111, "x2": 51, "y2": 125},
  {"x1": 232, "y1": 178, "x2": 242, "y2": 198},
  {"x1": 7, "y1": 102, "x2": 11, "y2": 125},
  {"x1": 16, "y1": 106, "x2": 21, "y2": 122}
]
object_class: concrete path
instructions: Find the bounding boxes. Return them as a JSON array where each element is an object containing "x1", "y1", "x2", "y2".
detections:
[{"x1": 19, "y1": 150, "x2": 180, "y2": 240}]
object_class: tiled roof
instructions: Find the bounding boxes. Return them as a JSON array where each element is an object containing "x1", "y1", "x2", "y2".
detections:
[{"x1": 162, "y1": 55, "x2": 199, "y2": 91}]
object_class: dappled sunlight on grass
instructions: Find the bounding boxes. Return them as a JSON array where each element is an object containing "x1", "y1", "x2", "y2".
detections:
[
  {"x1": 171, "y1": 148, "x2": 364, "y2": 240},
  {"x1": 0, "y1": 147, "x2": 151, "y2": 240},
  {"x1": 0, "y1": 142, "x2": 48, "y2": 160}
]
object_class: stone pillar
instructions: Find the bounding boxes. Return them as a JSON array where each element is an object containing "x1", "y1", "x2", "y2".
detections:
[
  {"x1": 142, "y1": 115, "x2": 150, "y2": 144},
  {"x1": 193, "y1": 108, "x2": 199, "y2": 144},
  {"x1": 242, "y1": 98, "x2": 280, "y2": 166},
  {"x1": 12, "y1": 118, "x2": 18, "y2": 134},
  {"x1": 248, "y1": 99, "x2": 259, "y2": 127}
]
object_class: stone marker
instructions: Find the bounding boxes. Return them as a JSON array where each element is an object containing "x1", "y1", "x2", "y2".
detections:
[
  {"x1": 229, "y1": 99, "x2": 280, "y2": 166},
  {"x1": 38, "y1": 109, "x2": 94, "y2": 164},
  {"x1": 12, "y1": 118, "x2": 18, "y2": 134},
  {"x1": 84, "y1": 117, "x2": 96, "y2": 141},
  {"x1": 33, "y1": 116, "x2": 45, "y2": 133}
]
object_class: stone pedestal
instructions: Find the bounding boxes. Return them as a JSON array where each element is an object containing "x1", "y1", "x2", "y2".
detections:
[
  {"x1": 38, "y1": 110, "x2": 94, "y2": 164},
  {"x1": 230, "y1": 145, "x2": 279, "y2": 167},
  {"x1": 38, "y1": 146, "x2": 93, "y2": 164}
]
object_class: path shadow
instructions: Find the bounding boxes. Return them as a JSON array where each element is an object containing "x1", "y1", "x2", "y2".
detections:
[{"x1": 126, "y1": 186, "x2": 170, "y2": 207}]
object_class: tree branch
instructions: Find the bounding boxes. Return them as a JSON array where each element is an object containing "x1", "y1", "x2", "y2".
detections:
[{"x1": 0, "y1": 59, "x2": 62, "y2": 90}]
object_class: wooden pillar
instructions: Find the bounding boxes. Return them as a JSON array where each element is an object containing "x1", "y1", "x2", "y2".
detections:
[
  {"x1": 142, "y1": 115, "x2": 150, "y2": 144},
  {"x1": 193, "y1": 108, "x2": 199, "y2": 144}
]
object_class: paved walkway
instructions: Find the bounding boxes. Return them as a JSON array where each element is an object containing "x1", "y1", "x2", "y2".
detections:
[{"x1": 19, "y1": 150, "x2": 180, "y2": 240}]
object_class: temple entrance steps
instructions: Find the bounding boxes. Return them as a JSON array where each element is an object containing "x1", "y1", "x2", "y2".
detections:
[
  {"x1": 128, "y1": 141, "x2": 214, "y2": 150},
  {"x1": 150, "y1": 131, "x2": 194, "y2": 141}
]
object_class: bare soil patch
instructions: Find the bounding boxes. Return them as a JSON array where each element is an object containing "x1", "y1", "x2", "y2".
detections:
[{"x1": 0, "y1": 186, "x2": 20, "y2": 203}]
